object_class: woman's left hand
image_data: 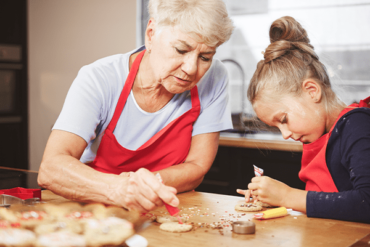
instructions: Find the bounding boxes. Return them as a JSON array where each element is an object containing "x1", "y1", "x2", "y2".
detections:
[{"x1": 247, "y1": 176, "x2": 292, "y2": 207}]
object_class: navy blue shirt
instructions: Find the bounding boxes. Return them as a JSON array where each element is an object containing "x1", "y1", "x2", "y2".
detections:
[{"x1": 306, "y1": 107, "x2": 370, "y2": 223}]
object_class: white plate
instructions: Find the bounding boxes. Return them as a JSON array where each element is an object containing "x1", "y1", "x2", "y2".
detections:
[{"x1": 125, "y1": 234, "x2": 148, "y2": 247}]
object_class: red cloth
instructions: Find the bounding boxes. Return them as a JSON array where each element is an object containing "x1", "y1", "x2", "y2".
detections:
[
  {"x1": 89, "y1": 50, "x2": 201, "y2": 174},
  {"x1": 299, "y1": 97, "x2": 370, "y2": 192},
  {"x1": 0, "y1": 187, "x2": 41, "y2": 200}
]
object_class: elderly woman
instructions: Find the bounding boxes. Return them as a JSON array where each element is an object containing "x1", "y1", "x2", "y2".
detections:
[{"x1": 38, "y1": 0, "x2": 234, "y2": 212}]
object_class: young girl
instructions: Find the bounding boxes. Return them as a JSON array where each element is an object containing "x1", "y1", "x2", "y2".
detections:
[{"x1": 237, "y1": 16, "x2": 370, "y2": 223}]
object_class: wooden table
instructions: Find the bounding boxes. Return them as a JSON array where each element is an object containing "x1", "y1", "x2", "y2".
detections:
[{"x1": 42, "y1": 190, "x2": 370, "y2": 247}]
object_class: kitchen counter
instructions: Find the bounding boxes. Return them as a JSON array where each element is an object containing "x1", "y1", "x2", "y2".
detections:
[
  {"x1": 43, "y1": 190, "x2": 370, "y2": 247},
  {"x1": 219, "y1": 132, "x2": 303, "y2": 152}
]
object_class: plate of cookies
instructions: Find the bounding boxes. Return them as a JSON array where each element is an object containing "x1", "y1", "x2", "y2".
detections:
[{"x1": 0, "y1": 202, "x2": 148, "y2": 247}]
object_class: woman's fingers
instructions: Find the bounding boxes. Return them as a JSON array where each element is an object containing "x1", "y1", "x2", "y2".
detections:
[
  {"x1": 128, "y1": 175, "x2": 163, "y2": 208},
  {"x1": 132, "y1": 168, "x2": 179, "y2": 208},
  {"x1": 124, "y1": 185, "x2": 147, "y2": 212}
]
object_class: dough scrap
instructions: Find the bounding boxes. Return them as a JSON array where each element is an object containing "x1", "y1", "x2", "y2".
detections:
[
  {"x1": 156, "y1": 215, "x2": 186, "y2": 224},
  {"x1": 159, "y1": 222, "x2": 193, "y2": 233}
]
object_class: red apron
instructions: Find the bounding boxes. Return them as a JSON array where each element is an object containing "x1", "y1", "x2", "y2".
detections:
[
  {"x1": 89, "y1": 50, "x2": 201, "y2": 174},
  {"x1": 299, "y1": 96, "x2": 370, "y2": 192}
]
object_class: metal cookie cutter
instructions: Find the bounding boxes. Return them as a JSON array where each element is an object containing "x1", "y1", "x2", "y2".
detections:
[
  {"x1": 0, "y1": 194, "x2": 40, "y2": 208},
  {"x1": 231, "y1": 221, "x2": 256, "y2": 234}
]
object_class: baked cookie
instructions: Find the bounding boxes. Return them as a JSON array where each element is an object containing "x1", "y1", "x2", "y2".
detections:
[
  {"x1": 0, "y1": 208, "x2": 18, "y2": 222},
  {"x1": 0, "y1": 228, "x2": 36, "y2": 247},
  {"x1": 82, "y1": 203, "x2": 106, "y2": 220},
  {"x1": 42, "y1": 202, "x2": 96, "y2": 222},
  {"x1": 12, "y1": 207, "x2": 53, "y2": 230},
  {"x1": 141, "y1": 213, "x2": 157, "y2": 222},
  {"x1": 235, "y1": 202, "x2": 263, "y2": 212},
  {"x1": 34, "y1": 221, "x2": 83, "y2": 235},
  {"x1": 37, "y1": 231, "x2": 86, "y2": 247},
  {"x1": 156, "y1": 215, "x2": 187, "y2": 224},
  {"x1": 246, "y1": 198, "x2": 274, "y2": 208},
  {"x1": 42, "y1": 202, "x2": 83, "y2": 220},
  {"x1": 159, "y1": 222, "x2": 193, "y2": 233},
  {"x1": 84, "y1": 217, "x2": 134, "y2": 247}
]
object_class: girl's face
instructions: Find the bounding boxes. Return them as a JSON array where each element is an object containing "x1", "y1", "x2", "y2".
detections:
[{"x1": 254, "y1": 93, "x2": 327, "y2": 144}]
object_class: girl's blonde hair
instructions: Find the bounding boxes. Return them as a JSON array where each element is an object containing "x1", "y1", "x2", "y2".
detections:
[
  {"x1": 247, "y1": 16, "x2": 344, "y2": 112},
  {"x1": 148, "y1": 0, "x2": 234, "y2": 47}
]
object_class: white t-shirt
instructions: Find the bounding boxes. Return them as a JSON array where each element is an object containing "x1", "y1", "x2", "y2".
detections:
[{"x1": 53, "y1": 46, "x2": 233, "y2": 163}]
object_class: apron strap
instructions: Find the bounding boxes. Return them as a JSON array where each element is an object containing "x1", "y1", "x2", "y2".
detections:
[
  {"x1": 359, "y1": 96, "x2": 370, "y2": 107},
  {"x1": 107, "y1": 50, "x2": 145, "y2": 132}
]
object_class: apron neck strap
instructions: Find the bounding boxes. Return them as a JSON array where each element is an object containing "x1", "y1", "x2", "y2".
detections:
[{"x1": 108, "y1": 50, "x2": 146, "y2": 132}]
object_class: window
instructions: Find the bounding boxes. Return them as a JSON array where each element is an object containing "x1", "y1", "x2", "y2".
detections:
[{"x1": 137, "y1": 0, "x2": 370, "y2": 133}]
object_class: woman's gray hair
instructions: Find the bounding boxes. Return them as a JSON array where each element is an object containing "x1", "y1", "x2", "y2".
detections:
[{"x1": 148, "y1": 0, "x2": 234, "y2": 47}]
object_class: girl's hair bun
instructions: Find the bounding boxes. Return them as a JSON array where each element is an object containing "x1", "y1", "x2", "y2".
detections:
[
  {"x1": 264, "y1": 16, "x2": 317, "y2": 63},
  {"x1": 269, "y1": 16, "x2": 309, "y2": 44}
]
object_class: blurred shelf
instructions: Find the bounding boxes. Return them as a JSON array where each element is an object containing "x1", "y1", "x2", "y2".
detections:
[{"x1": 219, "y1": 132, "x2": 303, "y2": 152}]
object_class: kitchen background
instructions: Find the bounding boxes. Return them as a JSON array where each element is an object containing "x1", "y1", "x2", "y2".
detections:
[
  {"x1": 138, "y1": 0, "x2": 370, "y2": 195},
  {"x1": 1, "y1": 0, "x2": 369, "y2": 191}
]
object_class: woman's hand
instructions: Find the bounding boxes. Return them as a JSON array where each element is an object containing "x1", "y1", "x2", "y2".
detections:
[{"x1": 112, "y1": 168, "x2": 179, "y2": 212}]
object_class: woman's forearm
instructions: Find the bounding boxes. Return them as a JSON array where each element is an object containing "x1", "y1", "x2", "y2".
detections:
[
  {"x1": 38, "y1": 154, "x2": 124, "y2": 205},
  {"x1": 157, "y1": 162, "x2": 208, "y2": 193},
  {"x1": 157, "y1": 132, "x2": 219, "y2": 192}
]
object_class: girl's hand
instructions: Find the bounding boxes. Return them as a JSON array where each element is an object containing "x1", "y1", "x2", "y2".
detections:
[
  {"x1": 236, "y1": 189, "x2": 252, "y2": 202},
  {"x1": 247, "y1": 176, "x2": 292, "y2": 207},
  {"x1": 112, "y1": 168, "x2": 179, "y2": 212}
]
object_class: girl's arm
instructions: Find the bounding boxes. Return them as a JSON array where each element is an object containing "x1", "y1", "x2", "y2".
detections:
[
  {"x1": 240, "y1": 109, "x2": 370, "y2": 223},
  {"x1": 306, "y1": 109, "x2": 370, "y2": 223}
]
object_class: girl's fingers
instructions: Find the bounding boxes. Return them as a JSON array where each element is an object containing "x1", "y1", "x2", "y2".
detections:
[
  {"x1": 245, "y1": 190, "x2": 251, "y2": 200},
  {"x1": 251, "y1": 176, "x2": 262, "y2": 182},
  {"x1": 253, "y1": 195, "x2": 258, "y2": 203},
  {"x1": 248, "y1": 183, "x2": 258, "y2": 190},
  {"x1": 236, "y1": 189, "x2": 246, "y2": 195}
]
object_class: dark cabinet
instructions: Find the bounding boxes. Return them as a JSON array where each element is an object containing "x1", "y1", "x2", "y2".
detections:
[
  {"x1": 196, "y1": 146, "x2": 305, "y2": 196},
  {"x1": 0, "y1": 0, "x2": 27, "y2": 44},
  {"x1": 0, "y1": 0, "x2": 28, "y2": 170}
]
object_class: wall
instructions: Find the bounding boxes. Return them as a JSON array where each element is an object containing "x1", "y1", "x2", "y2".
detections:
[{"x1": 28, "y1": 0, "x2": 136, "y2": 173}]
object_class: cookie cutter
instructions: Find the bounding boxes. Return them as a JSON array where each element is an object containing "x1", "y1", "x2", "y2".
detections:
[
  {"x1": 0, "y1": 194, "x2": 40, "y2": 208},
  {"x1": 231, "y1": 221, "x2": 255, "y2": 234}
]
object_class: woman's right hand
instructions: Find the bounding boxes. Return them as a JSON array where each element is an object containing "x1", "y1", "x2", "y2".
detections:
[{"x1": 112, "y1": 168, "x2": 179, "y2": 212}]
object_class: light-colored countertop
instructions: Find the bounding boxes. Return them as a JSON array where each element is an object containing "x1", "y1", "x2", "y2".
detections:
[
  {"x1": 42, "y1": 190, "x2": 370, "y2": 247},
  {"x1": 219, "y1": 132, "x2": 303, "y2": 152}
]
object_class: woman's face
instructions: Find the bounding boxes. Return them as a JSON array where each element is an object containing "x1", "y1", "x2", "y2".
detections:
[
  {"x1": 254, "y1": 93, "x2": 327, "y2": 144},
  {"x1": 145, "y1": 24, "x2": 216, "y2": 94}
]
